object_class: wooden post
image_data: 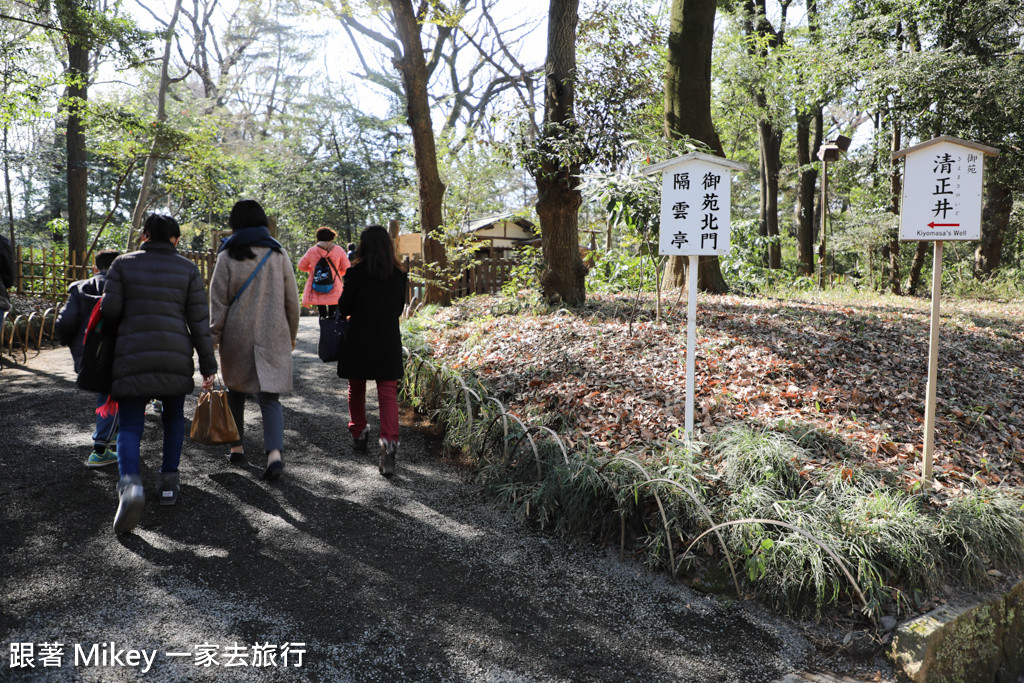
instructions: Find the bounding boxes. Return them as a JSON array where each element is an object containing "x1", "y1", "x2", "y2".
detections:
[
  {"x1": 818, "y1": 158, "x2": 828, "y2": 288},
  {"x1": 388, "y1": 219, "x2": 400, "y2": 241},
  {"x1": 685, "y1": 254, "x2": 698, "y2": 436},
  {"x1": 921, "y1": 240, "x2": 943, "y2": 488}
]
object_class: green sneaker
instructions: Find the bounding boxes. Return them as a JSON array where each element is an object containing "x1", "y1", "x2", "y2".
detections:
[{"x1": 85, "y1": 448, "x2": 118, "y2": 468}]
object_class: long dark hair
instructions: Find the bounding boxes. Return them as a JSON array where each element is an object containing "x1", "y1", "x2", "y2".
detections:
[
  {"x1": 226, "y1": 199, "x2": 278, "y2": 260},
  {"x1": 355, "y1": 225, "x2": 403, "y2": 280}
]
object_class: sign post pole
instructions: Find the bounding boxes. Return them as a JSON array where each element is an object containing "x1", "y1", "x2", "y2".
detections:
[
  {"x1": 921, "y1": 240, "x2": 943, "y2": 486},
  {"x1": 892, "y1": 136, "x2": 998, "y2": 488},
  {"x1": 685, "y1": 254, "x2": 698, "y2": 435}
]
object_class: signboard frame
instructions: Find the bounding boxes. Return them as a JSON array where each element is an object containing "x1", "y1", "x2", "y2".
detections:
[
  {"x1": 892, "y1": 135, "x2": 998, "y2": 487},
  {"x1": 642, "y1": 153, "x2": 748, "y2": 436}
]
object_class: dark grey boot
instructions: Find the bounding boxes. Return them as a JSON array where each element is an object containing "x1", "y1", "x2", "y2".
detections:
[
  {"x1": 378, "y1": 441, "x2": 396, "y2": 477},
  {"x1": 158, "y1": 471, "x2": 180, "y2": 506},
  {"x1": 113, "y1": 475, "x2": 145, "y2": 533}
]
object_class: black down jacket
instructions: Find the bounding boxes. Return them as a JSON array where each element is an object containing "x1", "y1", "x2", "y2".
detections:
[
  {"x1": 54, "y1": 271, "x2": 106, "y2": 374},
  {"x1": 101, "y1": 241, "x2": 217, "y2": 399},
  {"x1": 336, "y1": 262, "x2": 407, "y2": 381}
]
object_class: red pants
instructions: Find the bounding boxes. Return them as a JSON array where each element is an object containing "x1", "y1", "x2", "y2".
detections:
[{"x1": 347, "y1": 379, "x2": 399, "y2": 444}]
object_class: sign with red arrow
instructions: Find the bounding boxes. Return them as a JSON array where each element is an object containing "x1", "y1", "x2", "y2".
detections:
[
  {"x1": 894, "y1": 136, "x2": 997, "y2": 242},
  {"x1": 890, "y1": 136, "x2": 999, "y2": 490}
]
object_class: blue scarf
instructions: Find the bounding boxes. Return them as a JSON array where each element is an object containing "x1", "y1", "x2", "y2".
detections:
[{"x1": 218, "y1": 225, "x2": 281, "y2": 253}]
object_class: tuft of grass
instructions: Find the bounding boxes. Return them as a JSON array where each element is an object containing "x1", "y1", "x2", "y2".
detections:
[
  {"x1": 939, "y1": 491, "x2": 1024, "y2": 587},
  {"x1": 713, "y1": 425, "x2": 805, "y2": 499}
]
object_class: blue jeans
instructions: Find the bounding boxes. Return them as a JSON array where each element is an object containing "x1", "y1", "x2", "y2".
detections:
[
  {"x1": 92, "y1": 393, "x2": 118, "y2": 449},
  {"x1": 116, "y1": 395, "x2": 186, "y2": 477}
]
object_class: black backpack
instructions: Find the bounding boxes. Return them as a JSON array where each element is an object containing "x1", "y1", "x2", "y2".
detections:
[{"x1": 311, "y1": 246, "x2": 337, "y2": 293}]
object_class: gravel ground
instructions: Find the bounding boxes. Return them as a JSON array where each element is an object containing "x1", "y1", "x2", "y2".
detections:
[{"x1": 0, "y1": 317, "x2": 893, "y2": 682}]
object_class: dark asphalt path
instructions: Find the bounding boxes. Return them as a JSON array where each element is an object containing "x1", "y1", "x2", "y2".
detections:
[{"x1": 1, "y1": 317, "x2": 822, "y2": 682}]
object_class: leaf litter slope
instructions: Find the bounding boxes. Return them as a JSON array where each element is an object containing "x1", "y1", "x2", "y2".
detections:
[{"x1": 428, "y1": 292, "x2": 1024, "y2": 490}]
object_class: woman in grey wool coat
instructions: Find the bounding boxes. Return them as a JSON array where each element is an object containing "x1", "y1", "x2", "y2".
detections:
[{"x1": 209, "y1": 200, "x2": 300, "y2": 481}]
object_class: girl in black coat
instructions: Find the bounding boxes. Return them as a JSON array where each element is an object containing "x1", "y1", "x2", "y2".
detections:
[{"x1": 337, "y1": 225, "x2": 408, "y2": 477}]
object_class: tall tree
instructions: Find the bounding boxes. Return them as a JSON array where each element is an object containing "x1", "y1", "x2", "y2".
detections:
[
  {"x1": 533, "y1": 0, "x2": 586, "y2": 305},
  {"x1": 663, "y1": 0, "x2": 728, "y2": 293},
  {"x1": 389, "y1": 0, "x2": 448, "y2": 305},
  {"x1": 329, "y1": 0, "x2": 543, "y2": 156},
  {"x1": 739, "y1": 0, "x2": 791, "y2": 269},
  {"x1": 128, "y1": 0, "x2": 185, "y2": 249},
  {"x1": 55, "y1": 0, "x2": 92, "y2": 265},
  {"x1": 793, "y1": 0, "x2": 822, "y2": 277}
]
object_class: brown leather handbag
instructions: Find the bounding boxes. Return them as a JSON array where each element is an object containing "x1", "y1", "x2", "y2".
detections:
[{"x1": 190, "y1": 383, "x2": 240, "y2": 445}]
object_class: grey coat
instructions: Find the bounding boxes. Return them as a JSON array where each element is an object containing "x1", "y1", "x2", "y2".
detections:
[
  {"x1": 101, "y1": 241, "x2": 218, "y2": 399},
  {"x1": 209, "y1": 247, "x2": 300, "y2": 394}
]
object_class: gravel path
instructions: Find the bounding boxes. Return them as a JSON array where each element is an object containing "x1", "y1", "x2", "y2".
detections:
[{"x1": 0, "y1": 317, "x2": 872, "y2": 682}]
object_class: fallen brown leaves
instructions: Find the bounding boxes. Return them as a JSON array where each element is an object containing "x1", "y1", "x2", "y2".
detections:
[{"x1": 425, "y1": 292, "x2": 1024, "y2": 491}]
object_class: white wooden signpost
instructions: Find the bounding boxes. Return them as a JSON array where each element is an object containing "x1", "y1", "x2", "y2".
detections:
[
  {"x1": 644, "y1": 152, "x2": 748, "y2": 436},
  {"x1": 892, "y1": 135, "x2": 998, "y2": 486}
]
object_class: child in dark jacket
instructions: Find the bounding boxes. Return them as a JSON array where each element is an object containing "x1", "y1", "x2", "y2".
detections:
[{"x1": 55, "y1": 249, "x2": 120, "y2": 467}]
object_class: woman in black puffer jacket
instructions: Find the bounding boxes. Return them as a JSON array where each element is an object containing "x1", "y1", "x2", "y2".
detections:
[{"x1": 101, "y1": 214, "x2": 217, "y2": 533}]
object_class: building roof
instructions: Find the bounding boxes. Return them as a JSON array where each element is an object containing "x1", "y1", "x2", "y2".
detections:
[{"x1": 457, "y1": 213, "x2": 537, "y2": 236}]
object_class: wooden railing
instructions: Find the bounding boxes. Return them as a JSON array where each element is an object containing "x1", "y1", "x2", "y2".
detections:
[
  {"x1": 402, "y1": 256, "x2": 517, "y2": 306},
  {"x1": 13, "y1": 247, "x2": 91, "y2": 300},
  {"x1": 10, "y1": 247, "x2": 218, "y2": 301},
  {"x1": 2, "y1": 248, "x2": 218, "y2": 363}
]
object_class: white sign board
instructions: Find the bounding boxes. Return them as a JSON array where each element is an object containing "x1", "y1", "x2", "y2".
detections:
[
  {"x1": 654, "y1": 157, "x2": 738, "y2": 256},
  {"x1": 899, "y1": 140, "x2": 985, "y2": 241}
]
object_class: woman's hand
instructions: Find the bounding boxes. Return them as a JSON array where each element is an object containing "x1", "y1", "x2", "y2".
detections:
[{"x1": 201, "y1": 374, "x2": 215, "y2": 391}]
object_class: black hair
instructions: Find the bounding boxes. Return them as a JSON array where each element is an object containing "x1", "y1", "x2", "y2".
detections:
[
  {"x1": 95, "y1": 249, "x2": 120, "y2": 271},
  {"x1": 346, "y1": 242, "x2": 356, "y2": 252},
  {"x1": 356, "y1": 225, "x2": 403, "y2": 280},
  {"x1": 228, "y1": 199, "x2": 269, "y2": 230},
  {"x1": 316, "y1": 227, "x2": 337, "y2": 242},
  {"x1": 143, "y1": 214, "x2": 181, "y2": 244},
  {"x1": 226, "y1": 199, "x2": 275, "y2": 261}
]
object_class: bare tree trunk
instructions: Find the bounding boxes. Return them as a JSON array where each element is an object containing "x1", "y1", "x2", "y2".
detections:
[
  {"x1": 3, "y1": 124, "x2": 14, "y2": 246},
  {"x1": 758, "y1": 118, "x2": 782, "y2": 268},
  {"x1": 128, "y1": 0, "x2": 184, "y2": 251},
  {"x1": 975, "y1": 177, "x2": 1012, "y2": 276},
  {"x1": 795, "y1": 108, "x2": 821, "y2": 275},
  {"x1": 534, "y1": 0, "x2": 586, "y2": 305},
  {"x1": 65, "y1": 38, "x2": 89, "y2": 266},
  {"x1": 887, "y1": 118, "x2": 902, "y2": 294},
  {"x1": 390, "y1": 0, "x2": 449, "y2": 305},
  {"x1": 663, "y1": 0, "x2": 728, "y2": 293},
  {"x1": 906, "y1": 241, "x2": 929, "y2": 295}
]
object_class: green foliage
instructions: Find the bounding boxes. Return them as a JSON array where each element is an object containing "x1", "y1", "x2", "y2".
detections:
[
  {"x1": 713, "y1": 425, "x2": 805, "y2": 499},
  {"x1": 500, "y1": 244, "x2": 543, "y2": 308}
]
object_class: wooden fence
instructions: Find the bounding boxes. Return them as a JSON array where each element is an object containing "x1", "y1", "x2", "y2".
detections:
[
  {"x1": 1, "y1": 248, "x2": 219, "y2": 363},
  {"x1": 402, "y1": 256, "x2": 517, "y2": 306},
  {"x1": 13, "y1": 247, "x2": 91, "y2": 300},
  {"x1": 2, "y1": 247, "x2": 517, "y2": 360},
  {"x1": 9, "y1": 247, "x2": 218, "y2": 302}
]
